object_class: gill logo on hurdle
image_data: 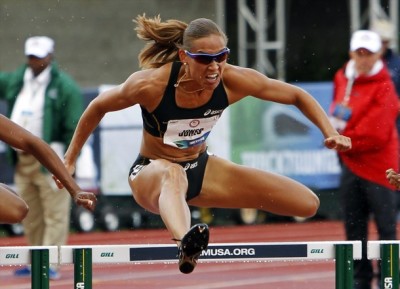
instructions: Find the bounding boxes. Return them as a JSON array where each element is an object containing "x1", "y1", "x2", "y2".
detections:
[
  {"x1": 5, "y1": 253, "x2": 19, "y2": 259},
  {"x1": 100, "y1": 252, "x2": 114, "y2": 257}
]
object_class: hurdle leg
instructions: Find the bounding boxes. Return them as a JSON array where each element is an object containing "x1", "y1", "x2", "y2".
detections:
[
  {"x1": 380, "y1": 243, "x2": 399, "y2": 289},
  {"x1": 31, "y1": 248, "x2": 49, "y2": 289},
  {"x1": 74, "y1": 248, "x2": 92, "y2": 289},
  {"x1": 335, "y1": 244, "x2": 353, "y2": 289}
]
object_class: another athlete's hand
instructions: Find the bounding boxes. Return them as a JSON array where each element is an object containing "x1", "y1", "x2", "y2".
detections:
[
  {"x1": 386, "y1": 168, "x2": 400, "y2": 189},
  {"x1": 74, "y1": 191, "x2": 97, "y2": 212},
  {"x1": 324, "y1": 135, "x2": 352, "y2": 152}
]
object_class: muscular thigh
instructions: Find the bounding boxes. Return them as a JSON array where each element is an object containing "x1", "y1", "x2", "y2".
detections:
[
  {"x1": 129, "y1": 158, "x2": 189, "y2": 214},
  {"x1": 129, "y1": 160, "x2": 166, "y2": 213},
  {"x1": 189, "y1": 155, "x2": 318, "y2": 217}
]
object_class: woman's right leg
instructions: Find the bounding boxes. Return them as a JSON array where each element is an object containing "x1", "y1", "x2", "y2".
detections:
[
  {"x1": 129, "y1": 159, "x2": 210, "y2": 274},
  {"x1": 128, "y1": 159, "x2": 191, "y2": 241}
]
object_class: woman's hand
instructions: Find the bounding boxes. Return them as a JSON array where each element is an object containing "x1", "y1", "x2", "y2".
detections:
[
  {"x1": 324, "y1": 135, "x2": 352, "y2": 152},
  {"x1": 74, "y1": 191, "x2": 97, "y2": 212},
  {"x1": 386, "y1": 168, "x2": 400, "y2": 189}
]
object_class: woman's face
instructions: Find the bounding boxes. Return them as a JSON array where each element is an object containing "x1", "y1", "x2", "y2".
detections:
[
  {"x1": 180, "y1": 34, "x2": 228, "y2": 91},
  {"x1": 350, "y1": 48, "x2": 381, "y2": 76}
]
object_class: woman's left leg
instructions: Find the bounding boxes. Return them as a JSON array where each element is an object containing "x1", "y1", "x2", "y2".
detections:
[{"x1": 189, "y1": 155, "x2": 320, "y2": 218}]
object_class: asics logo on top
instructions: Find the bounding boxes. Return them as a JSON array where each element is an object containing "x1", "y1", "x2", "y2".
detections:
[
  {"x1": 184, "y1": 161, "x2": 198, "y2": 170},
  {"x1": 204, "y1": 109, "x2": 224, "y2": 116}
]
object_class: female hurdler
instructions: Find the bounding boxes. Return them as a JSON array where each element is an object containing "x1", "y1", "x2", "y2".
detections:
[{"x1": 62, "y1": 15, "x2": 351, "y2": 274}]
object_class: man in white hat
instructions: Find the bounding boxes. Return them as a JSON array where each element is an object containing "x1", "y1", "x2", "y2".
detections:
[
  {"x1": 0, "y1": 36, "x2": 84, "y2": 280},
  {"x1": 25, "y1": 36, "x2": 54, "y2": 58}
]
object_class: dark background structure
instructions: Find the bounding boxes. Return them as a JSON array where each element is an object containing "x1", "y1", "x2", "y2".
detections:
[{"x1": 0, "y1": 0, "x2": 395, "y2": 87}]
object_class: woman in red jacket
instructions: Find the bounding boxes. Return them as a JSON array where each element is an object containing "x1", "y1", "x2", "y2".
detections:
[{"x1": 330, "y1": 30, "x2": 399, "y2": 289}]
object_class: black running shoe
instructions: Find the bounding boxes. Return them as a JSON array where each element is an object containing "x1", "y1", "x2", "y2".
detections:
[{"x1": 178, "y1": 223, "x2": 209, "y2": 274}]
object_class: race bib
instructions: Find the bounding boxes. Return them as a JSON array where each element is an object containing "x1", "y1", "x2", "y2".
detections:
[{"x1": 163, "y1": 116, "x2": 219, "y2": 149}]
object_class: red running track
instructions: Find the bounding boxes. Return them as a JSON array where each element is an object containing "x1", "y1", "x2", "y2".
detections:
[{"x1": 0, "y1": 220, "x2": 390, "y2": 289}]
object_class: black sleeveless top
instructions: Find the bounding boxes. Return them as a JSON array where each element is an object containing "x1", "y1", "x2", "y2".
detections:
[{"x1": 140, "y1": 62, "x2": 229, "y2": 149}]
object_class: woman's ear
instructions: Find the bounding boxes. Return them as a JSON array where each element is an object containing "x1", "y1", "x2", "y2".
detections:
[{"x1": 178, "y1": 49, "x2": 187, "y2": 62}]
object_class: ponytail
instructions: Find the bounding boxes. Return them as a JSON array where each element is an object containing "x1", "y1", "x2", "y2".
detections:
[
  {"x1": 134, "y1": 14, "x2": 187, "y2": 69},
  {"x1": 134, "y1": 15, "x2": 228, "y2": 69}
]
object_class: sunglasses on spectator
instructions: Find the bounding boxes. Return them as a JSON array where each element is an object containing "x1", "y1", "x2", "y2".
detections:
[{"x1": 185, "y1": 48, "x2": 230, "y2": 65}]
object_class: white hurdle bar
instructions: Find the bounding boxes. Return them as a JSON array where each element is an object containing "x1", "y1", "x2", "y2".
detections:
[
  {"x1": 60, "y1": 241, "x2": 361, "y2": 289},
  {"x1": 368, "y1": 240, "x2": 400, "y2": 289},
  {"x1": 0, "y1": 241, "x2": 361, "y2": 289},
  {"x1": 0, "y1": 246, "x2": 58, "y2": 289},
  {"x1": 59, "y1": 241, "x2": 362, "y2": 263},
  {"x1": 0, "y1": 246, "x2": 58, "y2": 265}
]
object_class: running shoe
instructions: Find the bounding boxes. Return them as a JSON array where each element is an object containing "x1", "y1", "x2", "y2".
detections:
[{"x1": 178, "y1": 223, "x2": 209, "y2": 274}]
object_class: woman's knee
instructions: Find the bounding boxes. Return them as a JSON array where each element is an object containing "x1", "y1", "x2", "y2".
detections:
[
  {"x1": 2, "y1": 199, "x2": 29, "y2": 224},
  {"x1": 161, "y1": 163, "x2": 188, "y2": 192},
  {"x1": 14, "y1": 201, "x2": 29, "y2": 223},
  {"x1": 300, "y1": 191, "x2": 320, "y2": 218}
]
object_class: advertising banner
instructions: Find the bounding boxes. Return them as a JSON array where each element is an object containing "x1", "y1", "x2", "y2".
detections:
[{"x1": 229, "y1": 82, "x2": 341, "y2": 190}]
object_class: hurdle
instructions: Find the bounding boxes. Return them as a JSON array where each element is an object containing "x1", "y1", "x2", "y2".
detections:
[
  {"x1": 0, "y1": 241, "x2": 361, "y2": 288},
  {"x1": 368, "y1": 240, "x2": 400, "y2": 289},
  {"x1": 58, "y1": 241, "x2": 361, "y2": 289},
  {"x1": 0, "y1": 246, "x2": 58, "y2": 289}
]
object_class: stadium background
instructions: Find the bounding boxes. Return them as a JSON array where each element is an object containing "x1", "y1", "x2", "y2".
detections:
[
  {"x1": 0, "y1": 0, "x2": 398, "y2": 233},
  {"x1": 0, "y1": 0, "x2": 370, "y2": 86}
]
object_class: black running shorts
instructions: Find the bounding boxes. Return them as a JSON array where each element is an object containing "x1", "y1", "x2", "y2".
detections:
[{"x1": 128, "y1": 150, "x2": 210, "y2": 200}]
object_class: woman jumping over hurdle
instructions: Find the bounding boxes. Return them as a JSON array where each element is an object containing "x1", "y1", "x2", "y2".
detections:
[
  {"x1": 60, "y1": 15, "x2": 351, "y2": 274},
  {"x1": 0, "y1": 114, "x2": 97, "y2": 224}
]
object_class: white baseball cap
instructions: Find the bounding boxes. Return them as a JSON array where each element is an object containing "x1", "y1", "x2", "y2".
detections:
[
  {"x1": 350, "y1": 30, "x2": 382, "y2": 53},
  {"x1": 25, "y1": 36, "x2": 54, "y2": 58}
]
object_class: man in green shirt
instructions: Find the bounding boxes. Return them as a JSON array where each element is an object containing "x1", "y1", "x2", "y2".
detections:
[{"x1": 0, "y1": 36, "x2": 83, "y2": 280}]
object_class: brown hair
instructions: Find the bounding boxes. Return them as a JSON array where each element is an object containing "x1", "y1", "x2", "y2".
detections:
[{"x1": 134, "y1": 14, "x2": 228, "y2": 69}]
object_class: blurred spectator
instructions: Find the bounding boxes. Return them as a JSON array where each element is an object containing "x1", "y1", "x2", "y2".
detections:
[
  {"x1": 0, "y1": 36, "x2": 83, "y2": 280},
  {"x1": 371, "y1": 19, "x2": 400, "y2": 142},
  {"x1": 371, "y1": 19, "x2": 400, "y2": 95},
  {"x1": 330, "y1": 30, "x2": 399, "y2": 289}
]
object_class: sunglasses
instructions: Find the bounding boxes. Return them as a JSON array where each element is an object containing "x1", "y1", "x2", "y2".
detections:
[{"x1": 185, "y1": 48, "x2": 230, "y2": 65}]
